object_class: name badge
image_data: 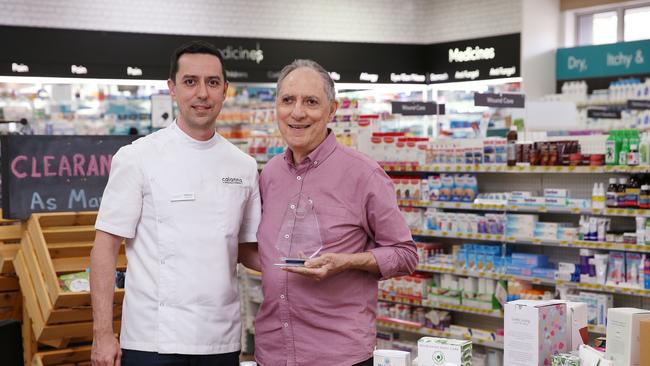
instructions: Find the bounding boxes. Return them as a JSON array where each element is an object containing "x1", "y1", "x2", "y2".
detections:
[{"x1": 171, "y1": 193, "x2": 196, "y2": 202}]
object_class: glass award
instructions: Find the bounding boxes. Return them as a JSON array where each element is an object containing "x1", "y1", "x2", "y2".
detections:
[{"x1": 274, "y1": 194, "x2": 323, "y2": 266}]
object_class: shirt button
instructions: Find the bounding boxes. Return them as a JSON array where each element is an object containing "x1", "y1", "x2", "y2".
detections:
[
  {"x1": 296, "y1": 176, "x2": 302, "y2": 181},
  {"x1": 284, "y1": 234, "x2": 290, "y2": 239},
  {"x1": 290, "y1": 204, "x2": 296, "y2": 210},
  {"x1": 283, "y1": 322, "x2": 289, "y2": 328},
  {"x1": 280, "y1": 294, "x2": 285, "y2": 299},
  {"x1": 313, "y1": 161, "x2": 318, "y2": 165}
]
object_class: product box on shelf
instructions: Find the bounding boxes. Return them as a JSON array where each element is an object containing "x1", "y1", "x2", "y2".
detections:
[
  {"x1": 605, "y1": 307, "x2": 650, "y2": 366},
  {"x1": 504, "y1": 300, "x2": 569, "y2": 366},
  {"x1": 640, "y1": 318, "x2": 650, "y2": 366},
  {"x1": 558, "y1": 301, "x2": 589, "y2": 352},
  {"x1": 373, "y1": 349, "x2": 411, "y2": 366},
  {"x1": 418, "y1": 337, "x2": 472, "y2": 366}
]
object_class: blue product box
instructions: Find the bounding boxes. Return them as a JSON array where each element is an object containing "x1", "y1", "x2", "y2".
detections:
[
  {"x1": 510, "y1": 253, "x2": 548, "y2": 267},
  {"x1": 531, "y1": 267, "x2": 557, "y2": 280}
]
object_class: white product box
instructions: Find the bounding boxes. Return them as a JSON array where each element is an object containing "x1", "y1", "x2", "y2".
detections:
[
  {"x1": 418, "y1": 337, "x2": 472, "y2": 366},
  {"x1": 605, "y1": 308, "x2": 650, "y2": 366},
  {"x1": 373, "y1": 349, "x2": 411, "y2": 366},
  {"x1": 558, "y1": 301, "x2": 589, "y2": 351},
  {"x1": 544, "y1": 188, "x2": 569, "y2": 198},
  {"x1": 504, "y1": 300, "x2": 569, "y2": 366},
  {"x1": 544, "y1": 197, "x2": 568, "y2": 207}
]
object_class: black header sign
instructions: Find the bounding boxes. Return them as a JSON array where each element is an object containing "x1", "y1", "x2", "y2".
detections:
[
  {"x1": 426, "y1": 33, "x2": 521, "y2": 84},
  {"x1": 1, "y1": 135, "x2": 137, "y2": 219},
  {"x1": 628, "y1": 100, "x2": 650, "y2": 110},
  {"x1": 587, "y1": 109, "x2": 622, "y2": 119},
  {"x1": 0, "y1": 26, "x2": 520, "y2": 84},
  {"x1": 391, "y1": 102, "x2": 438, "y2": 115},
  {"x1": 474, "y1": 93, "x2": 525, "y2": 108}
]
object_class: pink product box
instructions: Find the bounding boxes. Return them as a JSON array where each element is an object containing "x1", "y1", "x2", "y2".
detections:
[{"x1": 505, "y1": 300, "x2": 569, "y2": 366}]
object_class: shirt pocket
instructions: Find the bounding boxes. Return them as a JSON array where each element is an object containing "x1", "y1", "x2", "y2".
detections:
[
  {"x1": 316, "y1": 204, "x2": 352, "y2": 245},
  {"x1": 214, "y1": 183, "x2": 250, "y2": 237}
]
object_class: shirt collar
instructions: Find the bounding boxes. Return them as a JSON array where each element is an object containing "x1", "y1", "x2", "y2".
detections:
[
  {"x1": 170, "y1": 120, "x2": 220, "y2": 150},
  {"x1": 283, "y1": 129, "x2": 338, "y2": 169}
]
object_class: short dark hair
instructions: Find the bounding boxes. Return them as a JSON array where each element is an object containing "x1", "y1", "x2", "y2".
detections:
[{"x1": 169, "y1": 40, "x2": 227, "y2": 83}]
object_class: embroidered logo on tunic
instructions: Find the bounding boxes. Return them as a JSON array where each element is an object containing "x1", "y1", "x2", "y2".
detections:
[{"x1": 222, "y1": 177, "x2": 244, "y2": 185}]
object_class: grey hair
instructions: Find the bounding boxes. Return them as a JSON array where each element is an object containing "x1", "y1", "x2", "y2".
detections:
[{"x1": 276, "y1": 59, "x2": 336, "y2": 102}]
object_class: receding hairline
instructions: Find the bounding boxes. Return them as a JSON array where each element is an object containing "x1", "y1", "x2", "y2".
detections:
[{"x1": 276, "y1": 66, "x2": 333, "y2": 101}]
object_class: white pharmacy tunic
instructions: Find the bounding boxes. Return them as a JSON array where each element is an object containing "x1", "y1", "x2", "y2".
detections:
[{"x1": 96, "y1": 122, "x2": 261, "y2": 354}]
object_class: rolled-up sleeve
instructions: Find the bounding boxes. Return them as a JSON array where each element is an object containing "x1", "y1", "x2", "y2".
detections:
[{"x1": 363, "y1": 168, "x2": 418, "y2": 279}]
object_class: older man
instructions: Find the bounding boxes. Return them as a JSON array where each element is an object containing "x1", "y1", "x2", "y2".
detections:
[{"x1": 240, "y1": 59, "x2": 418, "y2": 366}]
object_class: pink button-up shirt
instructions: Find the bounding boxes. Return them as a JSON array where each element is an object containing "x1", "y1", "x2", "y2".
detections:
[{"x1": 255, "y1": 132, "x2": 418, "y2": 366}]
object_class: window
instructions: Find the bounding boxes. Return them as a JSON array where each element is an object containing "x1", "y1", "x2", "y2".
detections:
[
  {"x1": 624, "y1": 6, "x2": 650, "y2": 41},
  {"x1": 576, "y1": 3, "x2": 650, "y2": 45}
]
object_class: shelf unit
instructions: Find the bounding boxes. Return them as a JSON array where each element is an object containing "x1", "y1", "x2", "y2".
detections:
[
  {"x1": 378, "y1": 292, "x2": 504, "y2": 318},
  {"x1": 411, "y1": 229, "x2": 650, "y2": 254},
  {"x1": 376, "y1": 317, "x2": 504, "y2": 350},
  {"x1": 383, "y1": 162, "x2": 650, "y2": 353},
  {"x1": 0, "y1": 215, "x2": 24, "y2": 323},
  {"x1": 398, "y1": 199, "x2": 650, "y2": 218},
  {"x1": 382, "y1": 163, "x2": 650, "y2": 174}
]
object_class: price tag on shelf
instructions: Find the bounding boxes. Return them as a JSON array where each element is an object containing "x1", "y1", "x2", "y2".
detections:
[
  {"x1": 532, "y1": 239, "x2": 542, "y2": 244},
  {"x1": 495, "y1": 166, "x2": 503, "y2": 172},
  {"x1": 454, "y1": 203, "x2": 461, "y2": 208},
  {"x1": 467, "y1": 233, "x2": 474, "y2": 239},
  {"x1": 571, "y1": 208, "x2": 581, "y2": 214},
  {"x1": 485, "y1": 234, "x2": 493, "y2": 240},
  {"x1": 554, "y1": 166, "x2": 562, "y2": 172},
  {"x1": 568, "y1": 166, "x2": 576, "y2": 172},
  {"x1": 537, "y1": 206, "x2": 547, "y2": 212},
  {"x1": 559, "y1": 240, "x2": 569, "y2": 246}
]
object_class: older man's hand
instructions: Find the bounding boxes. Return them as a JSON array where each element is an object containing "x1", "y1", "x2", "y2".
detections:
[{"x1": 281, "y1": 253, "x2": 351, "y2": 281}]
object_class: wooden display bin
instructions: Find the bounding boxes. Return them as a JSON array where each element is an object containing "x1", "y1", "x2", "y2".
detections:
[
  {"x1": 32, "y1": 345, "x2": 91, "y2": 366},
  {"x1": 14, "y1": 212, "x2": 124, "y2": 347},
  {"x1": 0, "y1": 217, "x2": 26, "y2": 321}
]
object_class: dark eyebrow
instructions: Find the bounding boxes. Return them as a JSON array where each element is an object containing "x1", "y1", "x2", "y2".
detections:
[{"x1": 181, "y1": 74, "x2": 222, "y2": 81}]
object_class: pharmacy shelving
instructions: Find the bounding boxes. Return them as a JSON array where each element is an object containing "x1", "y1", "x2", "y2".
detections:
[
  {"x1": 411, "y1": 229, "x2": 650, "y2": 254},
  {"x1": 415, "y1": 264, "x2": 650, "y2": 298},
  {"x1": 397, "y1": 199, "x2": 650, "y2": 218},
  {"x1": 415, "y1": 264, "x2": 556, "y2": 286},
  {"x1": 378, "y1": 292, "x2": 504, "y2": 318},
  {"x1": 376, "y1": 317, "x2": 504, "y2": 350},
  {"x1": 382, "y1": 163, "x2": 650, "y2": 174}
]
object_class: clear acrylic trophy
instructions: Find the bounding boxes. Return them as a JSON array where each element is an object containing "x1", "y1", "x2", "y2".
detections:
[{"x1": 275, "y1": 194, "x2": 323, "y2": 266}]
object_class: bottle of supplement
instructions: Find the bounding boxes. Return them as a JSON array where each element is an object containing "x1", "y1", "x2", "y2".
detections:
[
  {"x1": 606, "y1": 131, "x2": 620, "y2": 165},
  {"x1": 617, "y1": 177, "x2": 628, "y2": 208},
  {"x1": 628, "y1": 144, "x2": 640, "y2": 166},
  {"x1": 626, "y1": 175, "x2": 641, "y2": 208},
  {"x1": 640, "y1": 184, "x2": 650, "y2": 209},
  {"x1": 507, "y1": 125, "x2": 518, "y2": 167},
  {"x1": 606, "y1": 178, "x2": 618, "y2": 208}
]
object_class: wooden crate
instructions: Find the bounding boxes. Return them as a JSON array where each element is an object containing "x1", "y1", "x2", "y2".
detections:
[
  {"x1": 0, "y1": 217, "x2": 26, "y2": 322},
  {"x1": 15, "y1": 212, "x2": 123, "y2": 346},
  {"x1": 32, "y1": 345, "x2": 91, "y2": 366}
]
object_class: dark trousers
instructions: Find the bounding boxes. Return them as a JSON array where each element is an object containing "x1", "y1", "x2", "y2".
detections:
[
  {"x1": 121, "y1": 349, "x2": 240, "y2": 366},
  {"x1": 352, "y1": 358, "x2": 373, "y2": 366}
]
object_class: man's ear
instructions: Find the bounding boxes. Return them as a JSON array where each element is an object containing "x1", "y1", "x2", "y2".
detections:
[{"x1": 167, "y1": 79, "x2": 176, "y2": 100}]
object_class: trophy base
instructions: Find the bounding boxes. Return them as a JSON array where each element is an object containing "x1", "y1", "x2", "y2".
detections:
[{"x1": 273, "y1": 257, "x2": 307, "y2": 267}]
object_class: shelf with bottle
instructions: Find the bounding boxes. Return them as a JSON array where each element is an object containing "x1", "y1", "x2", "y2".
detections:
[
  {"x1": 378, "y1": 292, "x2": 504, "y2": 318},
  {"x1": 410, "y1": 228, "x2": 650, "y2": 254},
  {"x1": 397, "y1": 199, "x2": 650, "y2": 218},
  {"x1": 376, "y1": 318, "x2": 504, "y2": 350},
  {"x1": 382, "y1": 163, "x2": 650, "y2": 174},
  {"x1": 417, "y1": 263, "x2": 650, "y2": 298}
]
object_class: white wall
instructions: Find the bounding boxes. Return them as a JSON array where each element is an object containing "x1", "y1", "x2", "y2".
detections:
[
  {"x1": 0, "y1": 0, "x2": 521, "y2": 45},
  {"x1": 423, "y1": 0, "x2": 522, "y2": 43},
  {"x1": 521, "y1": 0, "x2": 561, "y2": 99}
]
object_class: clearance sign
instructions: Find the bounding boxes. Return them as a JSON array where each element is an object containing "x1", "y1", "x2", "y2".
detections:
[{"x1": 1, "y1": 135, "x2": 137, "y2": 219}]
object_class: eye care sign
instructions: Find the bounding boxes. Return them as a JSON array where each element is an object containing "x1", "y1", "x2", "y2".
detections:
[{"x1": 1, "y1": 135, "x2": 137, "y2": 219}]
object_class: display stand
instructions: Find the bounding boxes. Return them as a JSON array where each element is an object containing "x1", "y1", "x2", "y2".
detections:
[
  {"x1": 13, "y1": 212, "x2": 122, "y2": 365},
  {"x1": 0, "y1": 216, "x2": 24, "y2": 322}
]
